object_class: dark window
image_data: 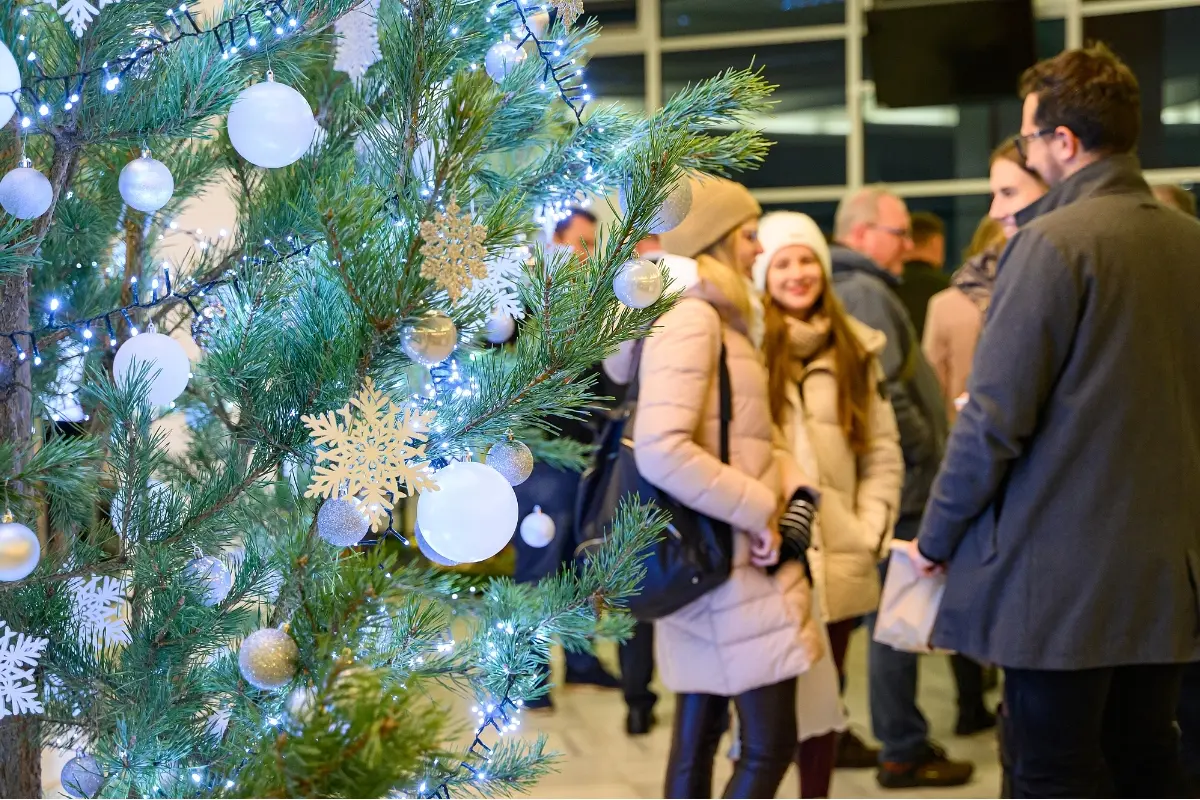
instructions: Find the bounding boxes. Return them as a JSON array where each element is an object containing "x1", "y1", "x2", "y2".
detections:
[
  {"x1": 903, "y1": 195, "x2": 993, "y2": 270},
  {"x1": 585, "y1": 54, "x2": 646, "y2": 114},
  {"x1": 661, "y1": 0, "x2": 845, "y2": 37}
]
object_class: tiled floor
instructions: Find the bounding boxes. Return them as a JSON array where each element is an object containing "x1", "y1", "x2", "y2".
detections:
[{"x1": 523, "y1": 627, "x2": 1002, "y2": 799}]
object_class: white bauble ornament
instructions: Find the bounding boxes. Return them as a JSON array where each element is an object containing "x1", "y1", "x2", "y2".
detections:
[
  {"x1": 118, "y1": 155, "x2": 174, "y2": 213},
  {"x1": 486, "y1": 436, "x2": 533, "y2": 486},
  {"x1": 316, "y1": 497, "x2": 370, "y2": 547},
  {"x1": 401, "y1": 311, "x2": 457, "y2": 367},
  {"x1": 416, "y1": 462, "x2": 518, "y2": 564},
  {"x1": 238, "y1": 628, "x2": 299, "y2": 690},
  {"x1": 485, "y1": 38, "x2": 528, "y2": 82},
  {"x1": 113, "y1": 331, "x2": 190, "y2": 407},
  {"x1": 517, "y1": 10, "x2": 551, "y2": 38},
  {"x1": 484, "y1": 312, "x2": 516, "y2": 344},
  {"x1": 0, "y1": 514, "x2": 40, "y2": 582},
  {"x1": 414, "y1": 524, "x2": 457, "y2": 566},
  {"x1": 287, "y1": 684, "x2": 318, "y2": 723},
  {"x1": 61, "y1": 753, "x2": 103, "y2": 799},
  {"x1": 0, "y1": 40, "x2": 20, "y2": 129},
  {"x1": 613, "y1": 258, "x2": 665, "y2": 309},
  {"x1": 227, "y1": 77, "x2": 317, "y2": 168},
  {"x1": 620, "y1": 179, "x2": 693, "y2": 235},
  {"x1": 0, "y1": 165, "x2": 53, "y2": 220},
  {"x1": 185, "y1": 555, "x2": 232, "y2": 607},
  {"x1": 519, "y1": 505, "x2": 556, "y2": 548}
]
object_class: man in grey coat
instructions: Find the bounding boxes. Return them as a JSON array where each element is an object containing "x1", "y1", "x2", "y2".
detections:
[
  {"x1": 908, "y1": 44, "x2": 1200, "y2": 796},
  {"x1": 830, "y1": 189, "x2": 970, "y2": 789}
]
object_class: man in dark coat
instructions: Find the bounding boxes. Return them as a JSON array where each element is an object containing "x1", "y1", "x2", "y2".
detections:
[
  {"x1": 909, "y1": 44, "x2": 1200, "y2": 796},
  {"x1": 893, "y1": 211, "x2": 950, "y2": 337}
]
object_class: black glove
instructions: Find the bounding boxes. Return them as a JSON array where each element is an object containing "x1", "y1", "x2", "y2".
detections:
[{"x1": 770, "y1": 488, "x2": 817, "y2": 579}]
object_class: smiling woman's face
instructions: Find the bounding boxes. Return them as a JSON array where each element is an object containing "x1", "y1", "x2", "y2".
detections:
[{"x1": 766, "y1": 244, "x2": 825, "y2": 318}]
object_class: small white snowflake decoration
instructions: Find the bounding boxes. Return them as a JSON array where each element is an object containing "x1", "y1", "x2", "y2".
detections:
[
  {"x1": 38, "y1": 0, "x2": 123, "y2": 38},
  {"x1": 0, "y1": 620, "x2": 49, "y2": 719},
  {"x1": 69, "y1": 576, "x2": 130, "y2": 649},
  {"x1": 468, "y1": 248, "x2": 528, "y2": 321},
  {"x1": 334, "y1": 0, "x2": 382, "y2": 83}
]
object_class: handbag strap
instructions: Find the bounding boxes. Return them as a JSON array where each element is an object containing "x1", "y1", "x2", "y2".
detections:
[{"x1": 625, "y1": 336, "x2": 732, "y2": 467}]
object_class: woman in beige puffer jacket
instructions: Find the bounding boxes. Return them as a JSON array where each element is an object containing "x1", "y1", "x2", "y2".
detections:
[
  {"x1": 606, "y1": 177, "x2": 823, "y2": 799},
  {"x1": 755, "y1": 211, "x2": 904, "y2": 798}
]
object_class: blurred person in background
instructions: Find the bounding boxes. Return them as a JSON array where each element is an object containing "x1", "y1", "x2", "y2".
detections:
[
  {"x1": 893, "y1": 211, "x2": 949, "y2": 337},
  {"x1": 831, "y1": 188, "x2": 970, "y2": 789},
  {"x1": 608, "y1": 176, "x2": 823, "y2": 798},
  {"x1": 911, "y1": 44, "x2": 1200, "y2": 797},
  {"x1": 756, "y1": 211, "x2": 904, "y2": 798},
  {"x1": 1153, "y1": 184, "x2": 1198, "y2": 217}
]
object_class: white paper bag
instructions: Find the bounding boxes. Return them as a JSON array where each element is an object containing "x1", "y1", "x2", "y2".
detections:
[{"x1": 873, "y1": 541, "x2": 946, "y2": 654}]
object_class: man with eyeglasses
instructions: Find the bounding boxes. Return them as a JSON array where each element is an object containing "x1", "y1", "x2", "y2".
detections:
[
  {"x1": 905, "y1": 44, "x2": 1200, "y2": 796},
  {"x1": 829, "y1": 187, "x2": 966, "y2": 789}
]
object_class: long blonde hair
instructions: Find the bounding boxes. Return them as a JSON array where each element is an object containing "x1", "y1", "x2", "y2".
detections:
[
  {"x1": 698, "y1": 228, "x2": 753, "y2": 322},
  {"x1": 964, "y1": 216, "x2": 1007, "y2": 260}
]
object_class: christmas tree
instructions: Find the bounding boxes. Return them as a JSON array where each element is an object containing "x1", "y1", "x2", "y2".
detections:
[{"x1": 0, "y1": 0, "x2": 773, "y2": 796}]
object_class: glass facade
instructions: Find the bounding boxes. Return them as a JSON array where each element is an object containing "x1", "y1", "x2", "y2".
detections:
[{"x1": 588, "y1": 0, "x2": 1200, "y2": 273}]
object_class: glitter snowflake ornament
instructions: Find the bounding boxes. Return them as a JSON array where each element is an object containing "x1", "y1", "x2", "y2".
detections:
[
  {"x1": 551, "y1": 0, "x2": 585, "y2": 28},
  {"x1": 302, "y1": 378, "x2": 439, "y2": 530},
  {"x1": 419, "y1": 198, "x2": 489, "y2": 303},
  {"x1": 69, "y1": 575, "x2": 130, "y2": 649},
  {"x1": 38, "y1": 0, "x2": 123, "y2": 38},
  {"x1": 0, "y1": 620, "x2": 48, "y2": 719},
  {"x1": 334, "y1": 0, "x2": 381, "y2": 83}
]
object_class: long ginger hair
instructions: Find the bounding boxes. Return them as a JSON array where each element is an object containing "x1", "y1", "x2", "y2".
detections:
[{"x1": 763, "y1": 266, "x2": 875, "y2": 455}]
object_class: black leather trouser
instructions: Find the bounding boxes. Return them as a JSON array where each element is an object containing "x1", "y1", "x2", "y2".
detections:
[{"x1": 664, "y1": 678, "x2": 798, "y2": 799}]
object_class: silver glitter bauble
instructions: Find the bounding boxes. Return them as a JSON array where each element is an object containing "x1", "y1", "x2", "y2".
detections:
[
  {"x1": 0, "y1": 516, "x2": 40, "y2": 582},
  {"x1": 485, "y1": 38, "x2": 528, "y2": 83},
  {"x1": 185, "y1": 555, "x2": 232, "y2": 607},
  {"x1": 0, "y1": 165, "x2": 53, "y2": 220},
  {"x1": 238, "y1": 628, "x2": 299, "y2": 690},
  {"x1": 401, "y1": 311, "x2": 458, "y2": 367},
  {"x1": 61, "y1": 754, "x2": 103, "y2": 799},
  {"x1": 287, "y1": 684, "x2": 318, "y2": 724},
  {"x1": 118, "y1": 155, "x2": 175, "y2": 213},
  {"x1": 619, "y1": 178, "x2": 694, "y2": 235},
  {"x1": 125, "y1": 25, "x2": 163, "y2": 81},
  {"x1": 486, "y1": 437, "x2": 533, "y2": 486},
  {"x1": 613, "y1": 258, "x2": 665, "y2": 309},
  {"x1": 190, "y1": 295, "x2": 227, "y2": 351},
  {"x1": 414, "y1": 524, "x2": 458, "y2": 567},
  {"x1": 519, "y1": 505, "x2": 556, "y2": 548},
  {"x1": 316, "y1": 497, "x2": 370, "y2": 547}
]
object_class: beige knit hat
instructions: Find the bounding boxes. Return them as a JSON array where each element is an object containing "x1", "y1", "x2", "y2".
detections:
[{"x1": 660, "y1": 175, "x2": 762, "y2": 259}]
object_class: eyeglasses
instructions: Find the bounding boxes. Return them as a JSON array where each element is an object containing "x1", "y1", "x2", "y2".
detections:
[
  {"x1": 868, "y1": 222, "x2": 913, "y2": 241},
  {"x1": 1013, "y1": 128, "x2": 1055, "y2": 160}
]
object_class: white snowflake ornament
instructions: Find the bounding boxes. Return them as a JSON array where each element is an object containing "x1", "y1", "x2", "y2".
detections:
[
  {"x1": 0, "y1": 620, "x2": 49, "y2": 719},
  {"x1": 38, "y1": 0, "x2": 123, "y2": 38},
  {"x1": 69, "y1": 576, "x2": 129, "y2": 649},
  {"x1": 467, "y1": 247, "x2": 528, "y2": 322},
  {"x1": 334, "y1": 0, "x2": 382, "y2": 83}
]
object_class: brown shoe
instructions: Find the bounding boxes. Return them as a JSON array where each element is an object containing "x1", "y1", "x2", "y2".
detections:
[
  {"x1": 836, "y1": 729, "x2": 882, "y2": 769},
  {"x1": 876, "y1": 742, "x2": 974, "y2": 789}
]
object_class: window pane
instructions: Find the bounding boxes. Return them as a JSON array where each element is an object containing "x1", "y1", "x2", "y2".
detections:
[
  {"x1": 582, "y1": 0, "x2": 636, "y2": 27},
  {"x1": 760, "y1": 201, "x2": 839, "y2": 240},
  {"x1": 663, "y1": 42, "x2": 847, "y2": 188},
  {"x1": 1084, "y1": 7, "x2": 1200, "y2": 171},
  {"x1": 662, "y1": 0, "x2": 845, "y2": 37},
  {"x1": 864, "y1": 19, "x2": 1064, "y2": 183},
  {"x1": 903, "y1": 195, "x2": 992, "y2": 272},
  {"x1": 586, "y1": 55, "x2": 646, "y2": 115}
]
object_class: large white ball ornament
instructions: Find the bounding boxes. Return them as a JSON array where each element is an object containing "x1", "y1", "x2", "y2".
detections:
[
  {"x1": 620, "y1": 179, "x2": 693, "y2": 235},
  {"x1": 238, "y1": 627, "x2": 299, "y2": 690},
  {"x1": 118, "y1": 155, "x2": 174, "y2": 213},
  {"x1": 416, "y1": 462, "x2": 518, "y2": 564},
  {"x1": 61, "y1": 753, "x2": 103, "y2": 799},
  {"x1": 112, "y1": 331, "x2": 191, "y2": 407},
  {"x1": 401, "y1": 311, "x2": 458, "y2": 367},
  {"x1": 0, "y1": 166, "x2": 53, "y2": 220},
  {"x1": 316, "y1": 497, "x2": 370, "y2": 547},
  {"x1": 185, "y1": 555, "x2": 232, "y2": 607},
  {"x1": 0, "y1": 516, "x2": 40, "y2": 581},
  {"x1": 484, "y1": 312, "x2": 516, "y2": 344},
  {"x1": 414, "y1": 524, "x2": 458, "y2": 567},
  {"x1": 613, "y1": 258, "x2": 665, "y2": 309},
  {"x1": 0, "y1": 40, "x2": 20, "y2": 129},
  {"x1": 227, "y1": 78, "x2": 317, "y2": 168},
  {"x1": 485, "y1": 39, "x2": 528, "y2": 82},
  {"x1": 519, "y1": 505, "x2": 556, "y2": 548}
]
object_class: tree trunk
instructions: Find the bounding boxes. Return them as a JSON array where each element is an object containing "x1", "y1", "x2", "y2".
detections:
[
  {"x1": 0, "y1": 269, "x2": 32, "y2": 446},
  {"x1": 0, "y1": 716, "x2": 42, "y2": 798}
]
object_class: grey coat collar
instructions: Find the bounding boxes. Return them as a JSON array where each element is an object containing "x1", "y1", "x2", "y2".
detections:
[
  {"x1": 1015, "y1": 153, "x2": 1151, "y2": 227},
  {"x1": 830, "y1": 245, "x2": 901, "y2": 287}
]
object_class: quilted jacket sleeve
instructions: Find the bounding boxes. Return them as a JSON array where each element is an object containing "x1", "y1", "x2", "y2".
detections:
[{"x1": 632, "y1": 298, "x2": 778, "y2": 534}]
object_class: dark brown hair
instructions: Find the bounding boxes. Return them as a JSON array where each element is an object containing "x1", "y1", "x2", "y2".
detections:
[
  {"x1": 1018, "y1": 43, "x2": 1141, "y2": 156},
  {"x1": 552, "y1": 208, "x2": 597, "y2": 237},
  {"x1": 763, "y1": 285, "x2": 874, "y2": 456},
  {"x1": 909, "y1": 212, "x2": 945, "y2": 248}
]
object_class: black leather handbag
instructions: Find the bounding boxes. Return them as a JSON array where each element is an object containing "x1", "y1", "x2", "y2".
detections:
[{"x1": 575, "y1": 338, "x2": 734, "y2": 621}]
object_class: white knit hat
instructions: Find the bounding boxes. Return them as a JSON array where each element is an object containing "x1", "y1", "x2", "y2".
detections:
[{"x1": 752, "y1": 211, "x2": 832, "y2": 292}]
